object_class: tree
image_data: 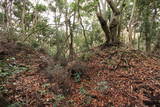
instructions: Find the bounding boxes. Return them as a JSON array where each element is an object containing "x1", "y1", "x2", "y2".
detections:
[
  {"x1": 137, "y1": 0, "x2": 160, "y2": 53},
  {"x1": 97, "y1": 0, "x2": 125, "y2": 45},
  {"x1": 0, "y1": 0, "x2": 160, "y2": 57},
  {"x1": 128, "y1": 0, "x2": 137, "y2": 47}
]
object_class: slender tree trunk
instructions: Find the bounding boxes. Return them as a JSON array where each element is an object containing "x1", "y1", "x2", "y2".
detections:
[
  {"x1": 69, "y1": 19, "x2": 74, "y2": 60},
  {"x1": 69, "y1": 10, "x2": 76, "y2": 60},
  {"x1": 128, "y1": 0, "x2": 137, "y2": 47},
  {"x1": 65, "y1": 9, "x2": 68, "y2": 41},
  {"x1": 4, "y1": 0, "x2": 9, "y2": 34},
  {"x1": 77, "y1": 0, "x2": 89, "y2": 49},
  {"x1": 117, "y1": 15, "x2": 122, "y2": 40},
  {"x1": 54, "y1": 10, "x2": 62, "y2": 60},
  {"x1": 8, "y1": 0, "x2": 13, "y2": 39},
  {"x1": 145, "y1": 33, "x2": 151, "y2": 53},
  {"x1": 154, "y1": 35, "x2": 160, "y2": 50},
  {"x1": 151, "y1": 1, "x2": 158, "y2": 53},
  {"x1": 21, "y1": 0, "x2": 26, "y2": 37},
  {"x1": 138, "y1": 32, "x2": 141, "y2": 50}
]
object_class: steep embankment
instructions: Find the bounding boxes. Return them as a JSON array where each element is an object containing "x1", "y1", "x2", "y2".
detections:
[{"x1": 0, "y1": 41, "x2": 160, "y2": 107}]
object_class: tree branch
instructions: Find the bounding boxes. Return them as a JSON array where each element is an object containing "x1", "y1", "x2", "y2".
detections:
[
  {"x1": 106, "y1": 0, "x2": 120, "y2": 15},
  {"x1": 96, "y1": 13, "x2": 111, "y2": 42}
]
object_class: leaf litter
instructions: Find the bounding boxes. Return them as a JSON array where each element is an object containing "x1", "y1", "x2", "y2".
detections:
[{"x1": 0, "y1": 42, "x2": 160, "y2": 107}]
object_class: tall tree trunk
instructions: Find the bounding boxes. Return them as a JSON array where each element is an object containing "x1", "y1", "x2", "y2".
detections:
[
  {"x1": 153, "y1": 32, "x2": 160, "y2": 55},
  {"x1": 77, "y1": 0, "x2": 89, "y2": 49},
  {"x1": 145, "y1": 33, "x2": 151, "y2": 53},
  {"x1": 138, "y1": 32, "x2": 141, "y2": 50},
  {"x1": 99, "y1": 0, "x2": 107, "y2": 18},
  {"x1": 21, "y1": 0, "x2": 26, "y2": 38},
  {"x1": 54, "y1": 10, "x2": 63, "y2": 60},
  {"x1": 69, "y1": 10, "x2": 76, "y2": 60},
  {"x1": 69, "y1": 19, "x2": 74, "y2": 60},
  {"x1": 96, "y1": 13, "x2": 111, "y2": 43},
  {"x1": 97, "y1": 0, "x2": 124, "y2": 44},
  {"x1": 107, "y1": 0, "x2": 126, "y2": 43},
  {"x1": 4, "y1": 0, "x2": 9, "y2": 35},
  {"x1": 8, "y1": 0, "x2": 13, "y2": 39},
  {"x1": 65, "y1": 8, "x2": 69, "y2": 41},
  {"x1": 109, "y1": 15, "x2": 120, "y2": 43},
  {"x1": 128, "y1": 0, "x2": 137, "y2": 47},
  {"x1": 151, "y1": 1, "x2": 158, "y2": 53},
  {"x1": 144, "y1": 8, "x2": 151, "y2": 53},
  {"x1": 154, "y1": 35, "x2": 160, "y2": 50}
]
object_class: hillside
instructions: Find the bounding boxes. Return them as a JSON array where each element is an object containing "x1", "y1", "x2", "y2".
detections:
[{"x1": 0, "y1": 41, "x2": 160, "y2": 107}]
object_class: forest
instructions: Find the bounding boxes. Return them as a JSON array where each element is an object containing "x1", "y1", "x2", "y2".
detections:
[{"x1": 0, "y1": 0, "x2": 160, "y2": 106}]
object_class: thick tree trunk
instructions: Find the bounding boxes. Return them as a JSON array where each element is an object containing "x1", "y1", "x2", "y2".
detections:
[
  {"x1": 109, "y1": 15, "x2": 119, "y2": 43},
  {"x1": 100, "y1": 0, "x2": 107, "y2": 18},
  {"x1": 97, "y1": 13, "x2": 120, "y2": 44},
  {"x1": 96, "y1": 13, "x2": 111, "y2": 43},
  {"x1": 97, "y1": 0, "x2": 124, "y2": 45}
]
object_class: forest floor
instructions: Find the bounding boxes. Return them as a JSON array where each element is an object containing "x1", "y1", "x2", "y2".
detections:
[{"x1": 0, "y1": 41, "x2": 160, "y2": 107}]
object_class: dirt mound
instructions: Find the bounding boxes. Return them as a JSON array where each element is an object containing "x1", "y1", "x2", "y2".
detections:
[
  {"x1": 1, "y1": 42, "x2": 160, "y2": 107},
  {"x1": 68, "y1": 47, "x2": 160, "y2": 107}
]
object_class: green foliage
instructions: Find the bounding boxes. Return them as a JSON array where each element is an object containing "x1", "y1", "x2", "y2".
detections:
[
  {"x1": 95, "y1": 81, "x2": 109, "y2": 91},
  {"x1": 70, "y1": 2, "x2": 78, "y2": 11},
  {"x1": 73, "y1": 71, "x2": 82, "y2": 82},
  {"x1": 35, "y1": 4, "x2": 47, "y2": 12},
  {"x1": 79, "y1": 87, "x2": 92, "y2": 105},
  {"x1": 0, "y1": 12, "x2": 5, "y2": 24},
  {"x1": 13, "y1": 0, "x2": 33, "y2": 18},
  {"x1": 55, "y1": 0, "x2": 65, "y2": 10},
  {"x1": 37, "y1": 90, "x2": 48, "y2": 95},
  {"x1": 137, "y1": 0, "x2": 159, "y2": 51},
  {"x1": 79, "y1": 87, "x2": 87, "y2": 95},
  {"x1": 25, "y1": 13, "x2": 34, "y2": 23},
  {"x1": 55, "y1": 94, "x2": 65, "y2": 101},
  {"x1": 31, "y1": 40, "x2": 40, "y2": 48},
  {"x1": 0, "y1": 60, "x2": 28, "y2": 106},
  {"x1": 0, "y1": 0, "x2": 160, "y2": 58},
  {"x1": 0, "y1": 59, "x2": 28, "y2": 79},
  {"x1": 53, "y1": 94, "x2": 65, "y2": 106},
  {"x1": 81, "y1": 0, "x2": 98, "y2": 13},
  {"x1": 7, "y1": 102, "x2": 23, "y2": 107},
  {"x1": 0, "y1": 62, "x2": 12, "y2": 78},
  {"x1": 79, "y1": 52, "x2": 93, "y2": 62},
  {"x1": 42, "y1": 83, "x2": 51, "y2": 88},
  {"x1": 36, "y1": 20, "x2": 48, "y2": 29}
]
